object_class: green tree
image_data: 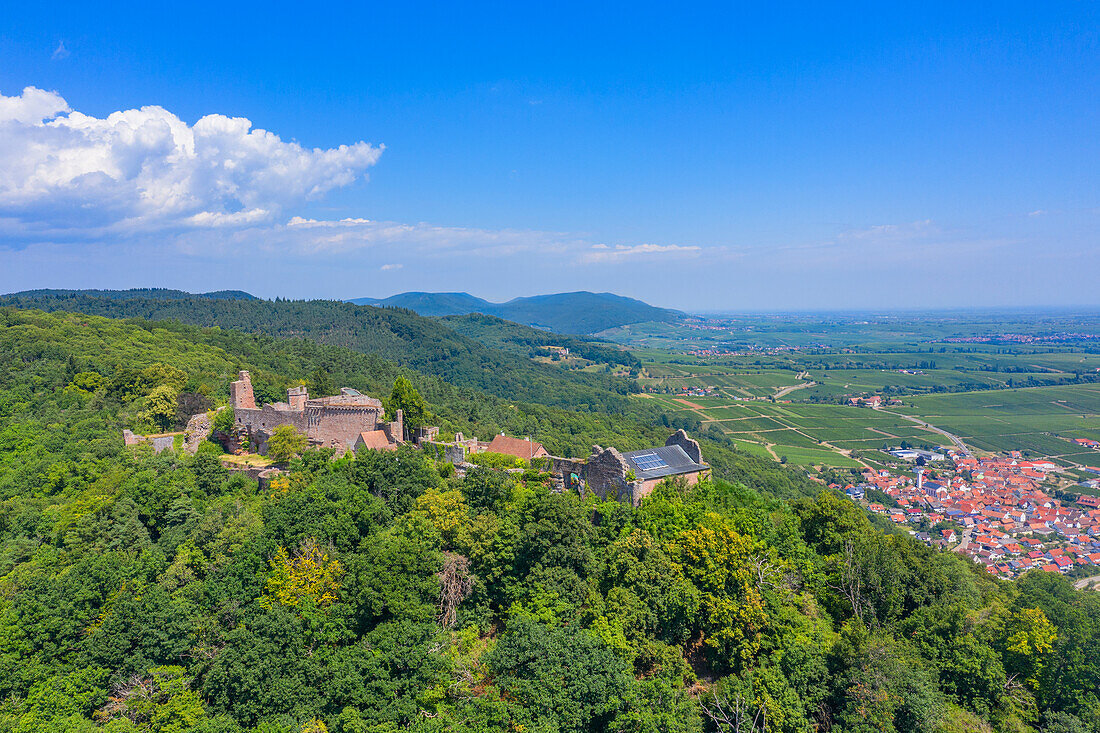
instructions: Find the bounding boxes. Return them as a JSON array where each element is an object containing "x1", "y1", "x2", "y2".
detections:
[
  {"x1": 389, "y1": 376, "x2": 431, "y2": 430},
  {"x1": 212, "y1": 405, "x2": 235, "y2": 433},
  {"x1": 460, "y1": 466, "x2": 514, "y2": 513},
  {"x1": 268, "y1": 424, "x2": 308, "y2": 462},
  {"x1": 309, "y1": 367, "x2": 336, "y2": 397},
  {"x1": 143, "y1": 384, "x2": 180, "y2": 431},
  {"x1": 486, "y1": 617, "x2": 634, "y2": 733}
]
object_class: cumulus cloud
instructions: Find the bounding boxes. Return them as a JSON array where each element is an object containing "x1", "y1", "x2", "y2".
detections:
[
  {"x1": 582, "y1": 242, "x2": 702, "y2": 262},
  {"x1": 0, "y1": 86, "x2": 710, "y2": 275},
  {"x1": 0, "y1": 86, "x2": 383, "y2": 241}
]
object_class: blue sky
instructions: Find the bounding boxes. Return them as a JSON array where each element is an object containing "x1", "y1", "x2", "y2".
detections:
[{"x1": 0, "y1": 2, "x2": 1097, "y2": 310}]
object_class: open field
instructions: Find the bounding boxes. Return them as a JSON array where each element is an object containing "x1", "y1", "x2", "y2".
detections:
[
  {"x1": 634, "y1": 340, "x2": 1100, "y2": 407},
  {"x1": 623, "y1": 313, "x2": 1100, "y2": 472},
  {"x1": 642, "y1": 395, "x2": 952, "y2": 467},
  {"x1": 906, "y1": 384, "x2": 1100, "y2": 464},
  {"x1": 643, "y1": 382, "x2": 1100, "y2": 470}
]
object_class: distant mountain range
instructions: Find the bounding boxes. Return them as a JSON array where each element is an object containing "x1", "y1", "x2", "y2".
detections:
[
  {"x1": 2, "y1": 287, "x2": 681, "y2": 335},
  {"x1": 348, "y1": 291, "x2": 682, "y2": 334},
  {"x1": 10, "y1": 288, "x2": 258, "y2": 301}
]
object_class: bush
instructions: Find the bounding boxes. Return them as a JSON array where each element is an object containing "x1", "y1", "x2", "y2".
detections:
[{"x1": 468, "y1": 451, "x2": 526, "y2": 470}]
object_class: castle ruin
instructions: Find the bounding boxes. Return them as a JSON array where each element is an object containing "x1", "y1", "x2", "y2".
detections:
[{"x1": 229, "y1": 371, "x2": 403, "y2": 454}]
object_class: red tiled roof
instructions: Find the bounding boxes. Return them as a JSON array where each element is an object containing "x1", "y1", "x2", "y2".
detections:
[
  {"x1": 486, "y1": 434, "x2": 548, "y2": 460},
  {"x1": 355, "y1": 430, "x2": 397, "y2": 451}
]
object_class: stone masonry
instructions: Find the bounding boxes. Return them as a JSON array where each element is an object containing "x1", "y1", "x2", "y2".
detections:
[{"x1": 229, "y1": 371, "x2": 401, "y2": 454}]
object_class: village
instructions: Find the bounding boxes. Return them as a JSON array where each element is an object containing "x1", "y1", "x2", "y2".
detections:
[{"x1": 838, "y1": 447, "x2": 1100, "y2": 581}]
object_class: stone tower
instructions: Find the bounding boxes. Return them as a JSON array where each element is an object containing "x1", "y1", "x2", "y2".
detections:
[
  {"x1": 229, "y1": 371, "x2": 256, "y2": 410},
  {"x1": 288, "y1": 385, "x2": 309, "y2": 411}
]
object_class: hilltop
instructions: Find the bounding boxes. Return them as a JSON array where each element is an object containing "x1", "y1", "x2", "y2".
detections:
[
  {"x1": 1, "y1": 305, "x2": 1096, "y2": 733},
  {"x1": 349, "y1": 290, "x2": 683, "y2": 334},
  {"x1": 8, "y1": 287, "x2": 259, "y2": 301}
]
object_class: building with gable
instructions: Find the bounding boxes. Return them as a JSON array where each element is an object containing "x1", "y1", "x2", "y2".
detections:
[
  {"x1": 229, "y1": 371, "x2": 403, "y2": 455},
  {"x1": 552, "y1": 429, "x2": 710, "y2": 505}
]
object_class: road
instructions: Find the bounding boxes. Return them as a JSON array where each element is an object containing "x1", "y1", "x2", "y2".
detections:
[
  {"x1": 774, "y1": 379, "x2": 817, "y2": 399},
  {"x1": 1074, "y1": 575, "x2": 1100, "y2": 590},
  {"x1": 880, "y1": 409, "x2": 972, "y2": 455}
]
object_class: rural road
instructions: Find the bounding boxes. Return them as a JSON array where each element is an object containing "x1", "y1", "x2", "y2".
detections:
[
  {"x1": 774, "y1": 379, "x2": 817, "y2": 399},
  {"x1": 1075, "y1": 575, "x2": 1100, "y2": 590},
  {"x1": 881, "y1": 409, "x2": 971, "y2": 455}
]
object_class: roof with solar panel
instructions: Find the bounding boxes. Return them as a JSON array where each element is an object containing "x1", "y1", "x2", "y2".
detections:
[{"x1": 622, "y1": 444, "x2": 708, "y2": 481}]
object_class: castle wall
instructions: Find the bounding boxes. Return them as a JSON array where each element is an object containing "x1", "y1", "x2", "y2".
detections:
[
  {"x1": 307, "y1": 404, "x2": 384, "y2": 450},
  {"x1": 552, "y1": 447, "x2": 635, "y2": 503},
  {"x1": 235, "y1": 405, "x2": 310, "y2": 454},
  {"x1": 666, "y1": 429, "x2": 703, "y2": 463}
]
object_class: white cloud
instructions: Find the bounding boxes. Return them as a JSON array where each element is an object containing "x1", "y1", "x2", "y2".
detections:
[
  {"x1": 835, "y1": 219, "x2": 935, "y2": 243},
  {"x1": 233, "y1": 216, "x2": 584, "y2": 257},
  {"x1": 0, "y1": 85, "x2": 714, "y2": 275},
  {"x1": 581, "y1": 242, "x2": 702, "y2": 262},
  {"x1": 51, "y1": 41, "x2": 69, "y2": 60},
  {"x1": 0, "y1": 86, "x2": 383, "y2": 241}
]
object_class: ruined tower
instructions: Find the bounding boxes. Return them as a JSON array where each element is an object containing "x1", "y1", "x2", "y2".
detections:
[{"x1": 229, "y1": 371, "x2": 256, "y2": 410}]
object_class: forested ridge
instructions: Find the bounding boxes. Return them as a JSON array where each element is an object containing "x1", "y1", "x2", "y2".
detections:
[
  {"x1": 0, "y1": 292, "x2": 643, "y2": 416},
  {"x1": 1, "y1": 308, "x2": 1100, "y2": 733}
]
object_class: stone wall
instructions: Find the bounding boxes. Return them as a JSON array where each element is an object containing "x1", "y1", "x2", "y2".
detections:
[
  {"x1": 424, "y1": 441, "x2": 468, "y2": 465},
  {"x1": 584, "y1": 446, "x2": 637, "y2": 503},
  {"x1": 551, "y1": 447, "x2": 638, "y2": 503},
  {"x1": 305, "y1": 403, "x2": 384, "y2": 450},
  {"x1": 666, "y1": 429, "x2": 703, "y2": 463},
  {"x1": 184, "y1": 410, "x2": 214, "y2": 454},
  {"x1": 122, "y1": 429, "x2": 179, "y2": 454},
  {"x1": 235, "y1": 405, "x2": 310, "y2": 454}
]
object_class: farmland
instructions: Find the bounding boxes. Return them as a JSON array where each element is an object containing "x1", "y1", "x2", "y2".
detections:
[
  {"x1": 623, "y1": 311, "x2": 1100, "y2": 471},
  {"x1": 907, "y1": 384, "x2": 1100, "y2": 467}
]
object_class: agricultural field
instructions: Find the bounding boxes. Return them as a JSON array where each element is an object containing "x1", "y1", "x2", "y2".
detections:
[
  {"x1": 622, "y1": 312, "x2": 1100, "y2": 472},
  {"x1": 639, "y1": 362, "x2": 808, "y2": 399},
  {"x1": 634, "y1": 334, "x2": 1100, "y2": 414},
  {"x1": 642, "y1": 394, "x2": 951, "y2": 468},
  {"x1": 907, "y1": 384, "x2": 1100, "y2": 467}
]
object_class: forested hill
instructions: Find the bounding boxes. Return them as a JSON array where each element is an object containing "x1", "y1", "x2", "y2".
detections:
[
  {"x1": 0, "y1": 292, "x2": 644, "y2": 417},
  {"x1": 2, "y1": 306, "x2": 1100, "y2": 732},
  {"x1": 440, "y1": 312, "x2": 642, "y2": 369},
  {"x1": 0, "y1": 307, "x2": 803, "y2": 486},
  {"x1": 8, "y1": 287, "x2": 258, "y2": 301},
  {"x1": 349, "y1": 290, "x2": 683, "y2": 334}
]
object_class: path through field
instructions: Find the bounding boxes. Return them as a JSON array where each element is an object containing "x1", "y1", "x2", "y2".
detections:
[
  {"x1": 880, "y1": 409, "x2": 972, "y2": 454},
  {"x1": 774, "y1": 379, "x2": 817, "y2": 399}
]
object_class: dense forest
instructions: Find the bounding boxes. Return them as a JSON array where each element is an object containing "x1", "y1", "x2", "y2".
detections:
[
  {"x1": 440, "y1": 313, "x2": 642, "y2": 370},
  {"x1": 0, "y1": 292, "x2": 644, "y2": 417},
  {"x1": 1, "y1": 307, "x2": 1100, "y2": 733}
]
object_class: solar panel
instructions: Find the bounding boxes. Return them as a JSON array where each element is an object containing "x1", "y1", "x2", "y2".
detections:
[{"x1": 631, "y1": 452, "x2": 668, "y2": 471}]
